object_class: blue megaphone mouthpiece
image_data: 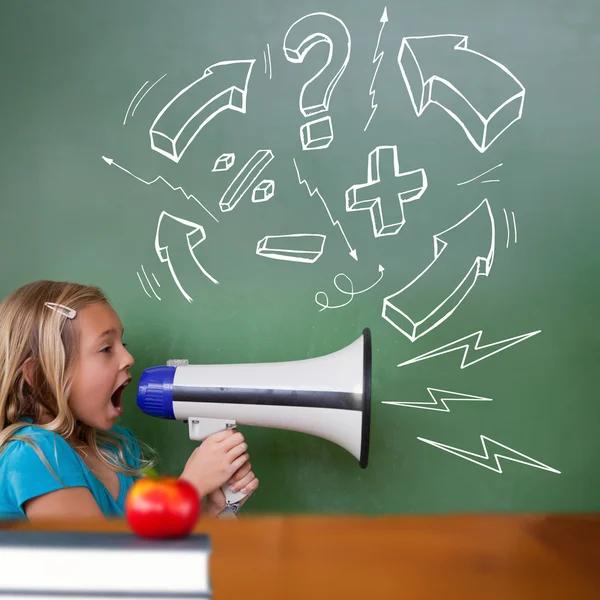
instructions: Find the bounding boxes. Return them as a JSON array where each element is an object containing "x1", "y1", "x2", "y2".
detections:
[{"x1": 137, "y1": 365, "x2": 176, "y2": 419}]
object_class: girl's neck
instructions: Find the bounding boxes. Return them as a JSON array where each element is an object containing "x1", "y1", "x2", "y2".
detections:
[{"x1": 34, "y1": 411, "x2": 88, "y2": 448}]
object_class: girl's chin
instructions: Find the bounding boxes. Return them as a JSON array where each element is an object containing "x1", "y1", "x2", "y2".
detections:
[{"x1": 96, "y1": 406, "x2": 123, "y2": 430}]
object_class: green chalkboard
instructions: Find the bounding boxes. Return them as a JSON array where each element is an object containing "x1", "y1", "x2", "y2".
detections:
[{"x1": 1, "y1": 0, "x2": 599, "y2": 514}]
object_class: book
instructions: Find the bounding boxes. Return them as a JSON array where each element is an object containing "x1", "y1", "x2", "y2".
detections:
[{"x1": 0, "y1": 529, "x2": 211, "y2": 598}]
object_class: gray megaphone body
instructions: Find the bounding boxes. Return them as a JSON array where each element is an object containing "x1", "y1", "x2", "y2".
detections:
[{"x1": 136, "y1": 328, "x2": 372, "y2": 508}]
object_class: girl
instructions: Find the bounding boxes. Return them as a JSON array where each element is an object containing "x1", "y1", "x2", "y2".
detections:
[{"x1": 0, "y1": 280, "x2": 259, "y2": 521}]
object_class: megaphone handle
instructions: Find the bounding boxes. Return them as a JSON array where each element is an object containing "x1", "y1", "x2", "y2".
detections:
[{"x1": 222, "y1": 484, "x2": 248, "y2": 505}]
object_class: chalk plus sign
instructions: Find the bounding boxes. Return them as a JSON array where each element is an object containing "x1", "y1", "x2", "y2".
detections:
[{"x1": 345, "y1": 145, "x2": 427, "y2": 238}]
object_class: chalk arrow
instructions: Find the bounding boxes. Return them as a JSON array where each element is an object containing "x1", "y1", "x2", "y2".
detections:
[
  {"x1": 398, "y1": 35, "x2": 525, "y2": 152},
  {"x1": 315, "y1": 263, "x2": 385, "y2": 311},
  {"x1": 383, "y1": 387, "x2": 492, "y2": 412},
  {"x1": 418, "y1": 434, "x2": 560, "y2": 474},
  {"x1": 364, "y1": 7, "x2": 389, "y2": 131},
  {"x1": 101, "y1": 156, "x2": 218, "y2": 223},
  {"x1": 383, "y1": 199, "x2": 495, "y2": 342},
  {"x1": 293, "y1": 158, "x2": 357, "y2": 260},
  {"x1": 155, "y1": 211, "x2": 218, "y2": 303},
  {"x1": 397, "y1": 329, "x2": 541, "y2": 370},
  {"x1": 150, "y1": 59, "x2": 255, "y2": 163}
]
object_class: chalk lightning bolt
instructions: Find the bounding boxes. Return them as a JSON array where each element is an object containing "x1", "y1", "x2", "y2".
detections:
[
  {"x1": 293, "y1": 158, "x2": 358, "y2": 261},
  {"x1": 418, "y1": 434, "x2": 560, "y2": 474},
  {"x1": 383, "y1": 387, "x2": 492, "y2": 412},
  {"x1": 102, "y1": 156, "x2": 219, "y2": 223},
  {"x1": 397, "y1": 329, "x2": 541, "y2": 370},
  {"x1": 364, "y1": 7, "x2": 388, "y2": 131}
]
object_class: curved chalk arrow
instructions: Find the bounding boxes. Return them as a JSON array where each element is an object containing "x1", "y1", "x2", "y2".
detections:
[
  {"x1": 398, "y1": 35, "x2": 525, "y2": 152},
  {"x1": 150, "y1": 60, "x2": 255, "y2": 163},
  {"x1": 155, "y1": 211, "x2": 218, "y2": 303},
  {"x1": 315, "y1": 264, "x2": 384, "y2": 311},
  {"x1": 382, "y1": 198, "x2": 495, "y2": 341}
]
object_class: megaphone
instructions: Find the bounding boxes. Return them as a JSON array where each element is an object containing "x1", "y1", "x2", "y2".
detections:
[{"x1": 136, "y1": 328, "x2": 372, "y2": 507}]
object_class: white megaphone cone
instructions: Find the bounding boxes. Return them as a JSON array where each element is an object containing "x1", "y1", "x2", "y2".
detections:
[{"x1": 137, "y1": 328, "x2": 372, "y2": 508}]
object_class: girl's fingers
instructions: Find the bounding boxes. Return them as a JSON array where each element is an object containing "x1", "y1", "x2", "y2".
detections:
[
  {"x1": 227, "y1": 441, "x2": 248, "y2": 459},
  {"x1": 229, "y1": 471, "x2": 255, "y2": 492},
  {"x1": 241, "y1": 478, "x2": 259, "y2": 496},
  {"x1": 237, "y1": 479, "x2": 259, "y2": 507},
  {"x1": 206, "y1": 429, "x2": 237, "y2": 443},
  {"x1": 229, "y1": 452, "x2": 250, "y2": 473},
  {"x1": 220, "y1": 431, "x2": 245, "y2": 450},
  {"x1": 229, "y1": 462, "x2": 251, "y2": 484}
]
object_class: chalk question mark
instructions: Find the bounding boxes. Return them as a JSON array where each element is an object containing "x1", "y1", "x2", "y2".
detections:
[{"x1": 283, "y1": 12, "x2": 351, "y2": 151}]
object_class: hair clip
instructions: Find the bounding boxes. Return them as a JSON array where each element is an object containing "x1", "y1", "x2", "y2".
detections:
[{"x1": 44, "y1": 302, "x2": 76, "y2": 319}]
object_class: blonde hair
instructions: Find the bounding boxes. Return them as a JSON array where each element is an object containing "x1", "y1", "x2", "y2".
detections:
[{"x1": 0, "y1": 280, "x2": 156, "y2": 481}]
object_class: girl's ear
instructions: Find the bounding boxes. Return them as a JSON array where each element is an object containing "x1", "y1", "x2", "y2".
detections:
[{"x1": 22, "y1": 357, "x2": 37, "y2": 388}]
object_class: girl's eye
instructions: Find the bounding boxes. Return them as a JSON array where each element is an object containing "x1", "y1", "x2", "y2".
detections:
[{"x1": 100, "y1": 346, "x2": 112, "y2": 353}]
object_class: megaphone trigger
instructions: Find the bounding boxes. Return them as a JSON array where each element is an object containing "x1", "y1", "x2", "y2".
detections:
[
  {"x1": 223, "y1": 486, "x2": 248, "y2": 505},
  {"x1": 188, "y1": 417, "x2": 237, "y2": 441}
]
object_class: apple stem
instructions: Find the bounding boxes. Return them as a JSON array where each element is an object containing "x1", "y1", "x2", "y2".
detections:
[{"x1": 141, "y1": 466, "x2": 160, "y2": 480}]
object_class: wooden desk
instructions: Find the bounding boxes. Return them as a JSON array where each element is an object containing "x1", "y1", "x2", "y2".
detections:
[{"x1": 1, "y1": 513, "x2": 599, "y2": 599}]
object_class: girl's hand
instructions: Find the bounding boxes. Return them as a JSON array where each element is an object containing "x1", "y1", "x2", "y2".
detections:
[
  {"x1": 202, "y1": 463, "x2": 259, "y2": 517},
  {"x1": 202, "y1": 490, "x2": 227, "y2": 517},
  {"x1": 179, "y1": 429, "x2": 249, "y2": 499},
  {"x1": 226, "y1": 460, "x2": 259, "y2": 499}
]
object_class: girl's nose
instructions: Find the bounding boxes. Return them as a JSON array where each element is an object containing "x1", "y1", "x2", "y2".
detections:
[{"x1": 122, "y1": 346, "x2": 135, "y2": 369}]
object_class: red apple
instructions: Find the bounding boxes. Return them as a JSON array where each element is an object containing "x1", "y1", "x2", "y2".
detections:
[{"x1": 125, "y1": 470, "x2": 201, "y2": 539}]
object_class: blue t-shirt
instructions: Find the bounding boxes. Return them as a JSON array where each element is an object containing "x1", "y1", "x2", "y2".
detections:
[{"x1": 0, "y1": 422, "x2": 142, "y2": 520}]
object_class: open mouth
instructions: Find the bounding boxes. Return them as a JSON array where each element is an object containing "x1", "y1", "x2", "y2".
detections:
[{"x1": 111, "y1": 378, "x2": 131, "y2": 413}]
